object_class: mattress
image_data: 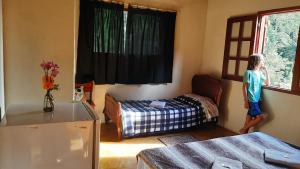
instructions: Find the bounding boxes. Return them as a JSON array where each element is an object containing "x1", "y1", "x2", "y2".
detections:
[
  {"x1": 120, "y1": 95, "x2": 218, "y2": 137},
  {"x1": 137, "y1": 132, "x2": 300, "y2": 169}
]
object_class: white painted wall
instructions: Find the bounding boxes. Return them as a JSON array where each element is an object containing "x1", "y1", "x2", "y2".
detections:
[
  {"x1": 3, "y1": 0, "x2": 76, "y2": 111},
  {"x1": 201, "y1": 0, "x2": 300, "y2": 145},
  {"x1": 0, "y1": 0, "x2": 5, "y2": 120}
]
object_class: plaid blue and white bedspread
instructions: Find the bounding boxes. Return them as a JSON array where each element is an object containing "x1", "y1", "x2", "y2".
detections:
[{"x1": 120, "y1": 96, "x2": 217, "y2": 137}]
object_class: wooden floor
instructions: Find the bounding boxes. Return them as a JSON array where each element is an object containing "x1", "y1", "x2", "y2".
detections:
[{"x1": 99, "y1": 123, "x2": 237, "y2": 169}]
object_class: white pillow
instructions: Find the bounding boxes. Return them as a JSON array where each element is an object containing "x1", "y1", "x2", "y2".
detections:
[
  {"x1": 184, "y1": 93, "x2": 215, "y2": 104},
  {"x1": 149, "y1": 101, "x2": 166, "y2": 108},
  {"x1": 184, "y1": 93, "x2": 219, "y2": 119},
  {"x1": 212, "y1": 157, "x2": 243, "y2": 169},
  {"x1": 264, "y1": 149, "x2": 300, "y2": 168}
]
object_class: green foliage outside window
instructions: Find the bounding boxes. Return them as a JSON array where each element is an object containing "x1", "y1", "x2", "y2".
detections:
[{"x1": 263, "y1": 12, "x2": 300, "y2": 89}]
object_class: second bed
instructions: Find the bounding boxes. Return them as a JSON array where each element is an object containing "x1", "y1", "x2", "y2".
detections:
[{"x1": 103, "y1": 75, "x2": 222, "y2": 139}]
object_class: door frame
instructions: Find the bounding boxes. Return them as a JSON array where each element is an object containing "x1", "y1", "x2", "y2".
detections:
[{"x1": 0, "y1": 0, "x2": 5, "y2": 121}]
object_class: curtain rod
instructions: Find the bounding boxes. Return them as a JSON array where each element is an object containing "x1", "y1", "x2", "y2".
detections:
[{"x1": 100, "y1": 0, "x2": 177, "y2": 13}]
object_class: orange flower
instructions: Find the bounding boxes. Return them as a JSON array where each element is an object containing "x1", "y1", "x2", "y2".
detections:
[
  {"x1": 42, "y1": 75, "x2": 54, "y2": 90},
  {"x1": 43, "y1": 82, "x2": 54, "y2": 90}
]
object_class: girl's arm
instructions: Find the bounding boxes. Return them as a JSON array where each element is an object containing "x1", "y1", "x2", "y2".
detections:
[
  {"x1": 242, "y1": 83, "x2": 249, "y2": 108},
  {"x1": 262, "y1": 67, "x2": 270, "y2": 86}
]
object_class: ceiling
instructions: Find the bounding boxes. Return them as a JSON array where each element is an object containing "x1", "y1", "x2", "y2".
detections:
[{"x1": 113, "y1": 0, "x2": 204, "y2": 11}]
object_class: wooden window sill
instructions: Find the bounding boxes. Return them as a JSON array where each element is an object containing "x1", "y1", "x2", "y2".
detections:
[
  {"x1": 262, "y1": 86, "x2": 300, "y2": 96},
  {"x1": 223, "y1": 77, "x2": 300, "y2": 96}
]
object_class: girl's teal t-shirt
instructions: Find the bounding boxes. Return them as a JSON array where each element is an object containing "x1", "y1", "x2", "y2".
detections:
[{"x1": 243, "y1": 70, "x2": 266, "y2": 102}]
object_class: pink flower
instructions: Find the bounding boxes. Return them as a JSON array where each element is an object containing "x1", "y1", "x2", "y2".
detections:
[
  {"x1": 45, "y1": 61, "x2": 52, "y2": 70},
  {"x1": 53, "y1": 64, "x2": 59, "y2": 69},
  {"x1": 41, "y1": 60, "x2": 60, "y2": 77},
  {"x1": 51, "y1": 69, "x2": 59, "y2": 77},
  {"x1": 41, "y1": 60, "x2": 60, "y2": 91},
  {"x1": 40, "y1": 61, "x2": 47, "y2": 69}
]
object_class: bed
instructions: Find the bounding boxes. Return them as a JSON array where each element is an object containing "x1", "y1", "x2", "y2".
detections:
[
  {"x1": 137, "y1": 132, "x2": 300, "y2": 169},
  {"x1": 103, "y1": 75, "x2": 222, "y2": 140}
]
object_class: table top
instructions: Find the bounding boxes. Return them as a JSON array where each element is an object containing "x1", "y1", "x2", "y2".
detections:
[{"x1": 0, "y1": 102, "x2": 96, "y2": 127}]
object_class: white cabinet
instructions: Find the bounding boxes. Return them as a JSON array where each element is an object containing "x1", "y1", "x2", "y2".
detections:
[{"x1": 0, "y1": 102, "x2": 99, "y2": 169}]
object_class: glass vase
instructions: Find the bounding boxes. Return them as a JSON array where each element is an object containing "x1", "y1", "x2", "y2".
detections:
[{"x1": 43, "y1": 90, "x2": 54, "y2": 112}]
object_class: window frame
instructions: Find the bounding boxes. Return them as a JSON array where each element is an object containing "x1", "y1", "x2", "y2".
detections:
[
  {"x1": 222, "y1": 14, "x2": 257, "y2": 81},
  {"x1": 292, "y1": 27, "x2": 300, "y2": 93},
  {"x1": 255, "y1": 6, "x2": 300, "y2": 95},
  {"x1": 222, "y1": 6, "x2": 300, "y2": 96}
]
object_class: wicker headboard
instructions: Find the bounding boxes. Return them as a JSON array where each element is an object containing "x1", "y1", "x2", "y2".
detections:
[{"x1": 192, "y1": 75, "x2": 222, "y2": 106}]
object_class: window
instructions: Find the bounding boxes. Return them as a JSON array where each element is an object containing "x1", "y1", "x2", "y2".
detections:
[
  {"x1": 222, "y1": 6, "x2": 300, "y2": 95},
  {"x1": 257, "y1": 10, "x2": 300, "y2": 90},
  {"x1": 76, "y1": 1, "x2": 176, "y2": 84},
  {"x1": 222, "y1": 15, "x2": 257, "y2": 81},
  {"x1": 123, "y1": 11, "x2": 127, "y2": 51}
]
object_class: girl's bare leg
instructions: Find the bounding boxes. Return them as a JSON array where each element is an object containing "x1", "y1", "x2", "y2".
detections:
[
  {"x1": 240, "y1": 115, "x2": 264, "y2": 134},
  {"x1": 239, "y1": 115, "x2": 251, "y2": 134}
]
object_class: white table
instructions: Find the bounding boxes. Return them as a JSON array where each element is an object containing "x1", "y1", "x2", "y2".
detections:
[{"x1": 0, "y1": 102, "x2": 100, "y2": 169}]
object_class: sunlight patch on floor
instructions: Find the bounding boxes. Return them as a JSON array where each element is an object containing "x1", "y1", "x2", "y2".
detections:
[{"x1": 100, "y1": 142, "x2": 164, "y2": 158}]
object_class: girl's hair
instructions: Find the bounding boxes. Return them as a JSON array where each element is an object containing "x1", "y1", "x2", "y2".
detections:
[{"x1": 247, "y1": 54, "x2": 263, "y2": 70}]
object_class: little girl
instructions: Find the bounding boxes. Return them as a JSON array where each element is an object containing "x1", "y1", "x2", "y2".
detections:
[{"x1": 239, "y1": 54, "x2": 270, "y2": 134}]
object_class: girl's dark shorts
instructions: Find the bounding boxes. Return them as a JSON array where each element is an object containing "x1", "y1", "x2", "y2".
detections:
[{"x1": 248, "y1": 101, "x2": 262, "y2": 117}]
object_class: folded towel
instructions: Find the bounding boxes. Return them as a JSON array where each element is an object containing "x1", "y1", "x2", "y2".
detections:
[
  {"x1": 264, "y1": 149, "x2": 300, "y2": 168},
  {"x1": 149, "y1": 101, "x2": 166, "y2": 108},
  {"x1": 212, "y1": 157, "x2": 243, "y2": 169}
]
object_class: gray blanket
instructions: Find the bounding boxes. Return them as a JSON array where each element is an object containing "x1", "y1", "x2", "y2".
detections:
[{"x1": 137, "y1": 132, "x2": 299, "y2": 169}]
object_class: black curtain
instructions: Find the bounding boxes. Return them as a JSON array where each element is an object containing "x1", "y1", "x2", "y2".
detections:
[
  {"x1": 76, "y1": 0, "x2": 95, "y2": 83},
  {"x1": 76, "y1": 1, "x2": 176, "y2": 84},
  {"x1": 76, "y1": 0, "x2": 124, "y2": 84},
  {"x1": 124, "y1": 7, "x2": 176, "y2": 84}
]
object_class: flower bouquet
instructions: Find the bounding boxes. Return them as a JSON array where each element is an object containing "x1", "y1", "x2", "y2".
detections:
[{"x1": 40, "y1": 61, "x2": 59, "y2": 112}]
